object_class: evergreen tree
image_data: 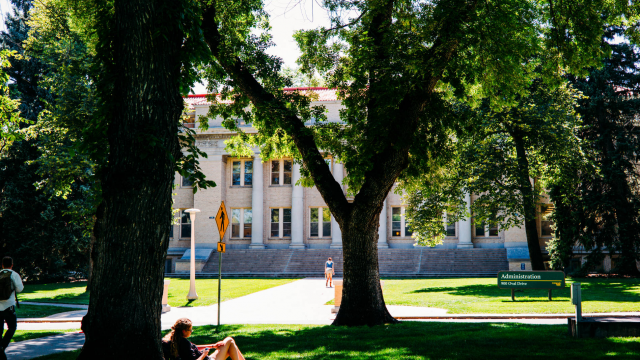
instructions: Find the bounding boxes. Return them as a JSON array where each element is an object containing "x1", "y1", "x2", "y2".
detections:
[
  {"x1": 548, "y1": 28, "x2": 640, "y2": 275},
  {"x1": 0, "y1": 140, "x2": 90, "y2": 281}
]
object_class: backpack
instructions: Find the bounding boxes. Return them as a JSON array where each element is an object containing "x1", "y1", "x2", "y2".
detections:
[{"x1": 0, "y1": 270, "x2": 13, "y2": 301}]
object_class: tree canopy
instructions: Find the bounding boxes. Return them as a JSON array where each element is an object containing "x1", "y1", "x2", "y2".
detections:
[{"x1": 198, "y1": 0, "x2": 640, "y2": 324}]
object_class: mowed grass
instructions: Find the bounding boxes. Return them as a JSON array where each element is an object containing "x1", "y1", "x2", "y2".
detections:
[
  {"x1": 19, "y1": 278, "x2": 297, "y2": 308},
  {"x1": 15, "y1": 304, "x2": 84, "y2": 318},
  {"x1": 166, "y1": 278, "x2": 297, "y2": 307},
  {"x1": 19, "y1": 281, "x2": 89, "y2": 305},
  {"x1": 34, "y1": 323, "x2": 640, "y2": 360},
  {"x1": 12, "y1": 329, "x2": 79, "y2": 342},
  {"x1": 379, "y1": 278, "x2": 640, "y2": 314}
]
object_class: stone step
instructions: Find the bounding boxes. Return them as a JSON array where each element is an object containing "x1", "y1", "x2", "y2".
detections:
[{"x1": 197, "y1": 248, "x2": 509, "y2": 276}]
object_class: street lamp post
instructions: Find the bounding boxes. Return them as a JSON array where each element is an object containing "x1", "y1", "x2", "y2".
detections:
[{"x1": 185, "y1": 208, "x2": 200, "y2": 300}]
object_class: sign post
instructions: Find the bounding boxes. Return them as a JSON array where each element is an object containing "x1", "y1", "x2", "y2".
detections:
[
  {"x1": 497, "y1": 271, "x2": 565, "y2": 301},
  {"x1": 214, "y1": 201, "x2": 229, "y2": 327}
]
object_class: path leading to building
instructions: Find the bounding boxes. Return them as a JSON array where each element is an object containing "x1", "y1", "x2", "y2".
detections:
[
  {"x1": 162, "y1": 277, "x2": 447, "y2": 328},
  {"x1": 6, "y1": 332, "x2": 84, "y2": 360},
  {"x1": 14, "y1": 277, "x2": 640, "y2": 359}
]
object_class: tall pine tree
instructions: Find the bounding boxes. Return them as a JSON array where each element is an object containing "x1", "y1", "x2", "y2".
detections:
[{"x1": 549, "y1": 28, "x2": 640, "y2": 275}]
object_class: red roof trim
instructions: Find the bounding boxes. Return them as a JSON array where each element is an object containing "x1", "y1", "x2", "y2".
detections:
[
  {"x1": 283, "y1": 87, "x2": 330, "y2": 91},
  {"x1": 187, "y1": 87, "x2": 333, "y2": 98}
]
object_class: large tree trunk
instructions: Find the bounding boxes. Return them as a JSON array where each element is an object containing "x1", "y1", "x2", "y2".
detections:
[
  {"x1": 77, "y1": 0, "x2": 184, "y2": 358},
  {"x1": 512, "y1": 132, "x2": 546, "y2": 271},
  {"x1": 333, "y1": 212, "x2": 397, "y2": 326}
]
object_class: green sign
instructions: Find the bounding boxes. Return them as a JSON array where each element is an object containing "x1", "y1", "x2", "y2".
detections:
[{"x1": 497, "y1": 271, "x2": 565, "y2": 289}]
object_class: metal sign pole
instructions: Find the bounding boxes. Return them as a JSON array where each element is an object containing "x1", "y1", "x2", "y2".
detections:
[
  {"x1": 217, "y1": 250, "x2": 222, "y2": 326},
  {"x1": 214, "y1": 201, "x2": 228, "y2": 329}
]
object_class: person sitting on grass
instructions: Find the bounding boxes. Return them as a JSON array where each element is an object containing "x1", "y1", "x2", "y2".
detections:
[{"x1": 163, "y1": 318, "x2": 246, "y2": 360}]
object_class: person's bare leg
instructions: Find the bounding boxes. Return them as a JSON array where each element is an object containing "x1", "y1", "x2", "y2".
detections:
[
  {"x1": 214, "y1": 337, "x2": 245, "y2": 360},
  {"x1": 328, "y1": 272, "x2": 333, "y2": 287}
]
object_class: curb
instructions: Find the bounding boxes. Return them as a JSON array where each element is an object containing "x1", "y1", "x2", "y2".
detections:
[
  {"x1": 396, "y1": 315, "x2": 640, "y2": 320},
  {"x1": 18, "y1": 319, "x2": 83, "y2": 323}
]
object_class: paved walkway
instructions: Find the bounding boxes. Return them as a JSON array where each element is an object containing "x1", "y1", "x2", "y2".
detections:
[
  {"x1": 10, "y1": 278, "x2": 640, "y2": 359},
  {"x1": 7, "y1": 332, "x2": 84, "y2": 360}
]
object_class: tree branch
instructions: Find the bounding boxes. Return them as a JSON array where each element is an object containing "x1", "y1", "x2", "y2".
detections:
[
  {"x1": 201, "y1": 2, "x2": 350, "y2": 221},
  {"x1": 323, "y1": 10, "x2": 367, "y2": 35}
]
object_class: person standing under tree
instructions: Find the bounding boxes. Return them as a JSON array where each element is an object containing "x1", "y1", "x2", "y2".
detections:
[
  {"x1": 0, "y1": 257, "x2": 23, "y2": 360},
  {"x1": 325, "y1": 257, "x2": 334, "y2": 288}
]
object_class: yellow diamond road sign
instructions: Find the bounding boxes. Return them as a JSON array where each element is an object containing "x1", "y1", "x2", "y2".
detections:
[{"x1": 215, "y1": 201, "x2": 229, "y2": 241}]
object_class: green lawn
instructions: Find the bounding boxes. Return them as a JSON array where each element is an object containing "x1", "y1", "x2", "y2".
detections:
[
  {"x1": 33, "y1": 323, "x2": 640, "y2": 360},
  {"x1": 12, "y1": 329, "x2": 79, "y2": 343},
  {"x1": 166, "y1": 278, "x2": 297, "y2": 307},
  {"x1": 378, "y1": 278, "x2": 640, "y2": 314},
  {"x1": 19, "y1": 278, "x2": 297, "y2": 308},
  {"x1": 19, "y1": 281, "x2": 90, "y2": 305},
  {"x1": 16, "y1": 304, "x2": 84, "y2": 318}
]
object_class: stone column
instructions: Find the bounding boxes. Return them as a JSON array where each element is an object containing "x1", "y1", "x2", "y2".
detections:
[
  {"x1": 378, "y1": 199, "x2": 389, "y2": 248},
  {"x1": 330, "y1": 160, "x2": 343, "y2": 249},
  {"x1": 457, "y1": 192, "x2": 473, "y2": 249},
  {"x1": 249, "y1": 153, "x2": 265, "y2": 249},
  {"x1": 290, "y1": 163, "x2": 305, "y2": 249}
]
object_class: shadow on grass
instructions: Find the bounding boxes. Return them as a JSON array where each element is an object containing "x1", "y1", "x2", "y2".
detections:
[
  {"x1": 500, "y1": 299, "x2": 570, "y2": 303},
  {"x1": 21, "y1": 282, "x2": 89, "y2": 305},
  {"x1": 410, "y1": 280, "x2": 640, "y2": 302},
  {"x1": 189, "y1": 322, "x2": 640, "y2": 360}
]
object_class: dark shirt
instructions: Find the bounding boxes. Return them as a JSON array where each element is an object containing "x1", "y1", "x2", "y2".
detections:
[{"x1": 178, "y1": 337, "x2": 203, "y2": 360}]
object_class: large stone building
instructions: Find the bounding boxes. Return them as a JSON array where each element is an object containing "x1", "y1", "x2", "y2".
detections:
[{"x1": 166, "y1": 88, "x2": 581, "y2": 276}]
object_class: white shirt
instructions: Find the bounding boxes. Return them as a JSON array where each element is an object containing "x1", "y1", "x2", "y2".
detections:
[{"x1": 0, "y1": 269, "x2": 23, "y2": 311}]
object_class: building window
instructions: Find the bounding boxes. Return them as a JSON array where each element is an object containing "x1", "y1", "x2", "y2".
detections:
[
  {"x1": 181, "y1": 210, "x2": 191, "y2": 238},
  {"x1": 474, "y1": 219, "x2": 499, "y2": 237},
  {"x1": 181, "y1": 172, "x2": 194, "y2": 187},
  {"x1": 169, "y1": 222, "x2": 173, "y2": 239},
  {"x1": 391, "y1": 207, "x2": 412, "y2": 237},
  {"x1": 446, "y1": 221, "x2": 456, "y2": 236},
  {"x1": 231, "y1": 208, "x2": 252, "y2": 238},
  {"x1": 271, "y1": 159, "x2": 292, "y2": 185},
  {"x1": 443, "y1": 211, "x2": 456, "y2": 237},
  {"x1": 183, "y1": 113, "x2": 195, "y2": 128},
  {"x1": 475, "y1": 220, "x2": 485, "y2": 236},
  {"x1": 310, "y1": 207, "x2": 332, "y2": 237},
  {"x1": 540, "y1": 204, "x2": 553, "y2": 236},
  {"x1": 488, "y1": 223, "x2": 499, "y2": 236},
  {"x1": 270, "y1": 208, "x2": 291, "y2": 238},
  {"x1": 232, "y1": 159, "x2": 253, "y2": 186}
]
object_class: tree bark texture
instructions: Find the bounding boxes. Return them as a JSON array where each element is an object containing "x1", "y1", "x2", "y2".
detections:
[
  {"x1": 78, "y1": 0, "x2": 184, "y2": 358},
  {"x1": 512, "y1": 132, "x2": 546, "y2": 271},
  {"x1": 333, "y1": 212, "x2": 396, "y2": 326}
]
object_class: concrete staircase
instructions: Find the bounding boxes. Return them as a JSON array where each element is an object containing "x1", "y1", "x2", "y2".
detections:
[{"x1": 174, "y1": 248, "x2": 508, "y2": 278}]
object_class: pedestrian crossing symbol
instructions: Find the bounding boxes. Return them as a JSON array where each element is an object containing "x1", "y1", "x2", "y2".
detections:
[
  {"x1": 215, "y1": 201, "x2": 229, "y2": 241},
  {"x1": 217, "y1": 242, "x2": 226, "y2": 253}
]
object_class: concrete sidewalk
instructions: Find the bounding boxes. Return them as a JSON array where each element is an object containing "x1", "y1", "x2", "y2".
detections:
[
  {"x1": 11, "y1": 277, "x2": 640, "y2": 359},
  {"x1": 7, "y1": 332, "x2": 84, "y2": 360}
]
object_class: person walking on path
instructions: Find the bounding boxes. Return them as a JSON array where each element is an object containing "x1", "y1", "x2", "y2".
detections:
[
  {"x1": 325, "y1": 257, "x2": 334, "y2": 288},
  {"x1": 163, "y1": 318, "x2": 246, "y2": 360},
  {"x1": 0, "y1": 257, "x2": 23, "y2": 360}
]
